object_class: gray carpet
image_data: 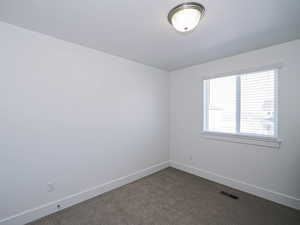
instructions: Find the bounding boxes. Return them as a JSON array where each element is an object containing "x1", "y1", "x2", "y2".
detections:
[{"x1": 27, "y1": 168, "x2": 300, "y2": 225}]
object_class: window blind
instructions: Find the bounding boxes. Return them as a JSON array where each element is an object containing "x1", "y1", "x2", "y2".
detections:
[
  {"x1": 240, "y1": 71, "x2": 276, "y2": 136},
  {"x1": 204, "y1": 69, "x2": 277, "y2": 137}
]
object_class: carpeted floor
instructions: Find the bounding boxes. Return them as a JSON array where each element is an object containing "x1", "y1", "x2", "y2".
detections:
[{"x1": 27, "y1": 168, "x2": 300, "y2": 225}]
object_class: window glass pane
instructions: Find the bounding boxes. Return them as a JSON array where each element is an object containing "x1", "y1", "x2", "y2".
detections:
[
  {"x1": 240, "y1": 70, "x2": 275, "y2": 136},
  {"x1": 207, "y1": 76, "x2": 236, "y2": 133}
]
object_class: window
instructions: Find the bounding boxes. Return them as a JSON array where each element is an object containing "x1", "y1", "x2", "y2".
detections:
[{"x1": 203, "y1": 69, "x2": 278, "y2": 138}]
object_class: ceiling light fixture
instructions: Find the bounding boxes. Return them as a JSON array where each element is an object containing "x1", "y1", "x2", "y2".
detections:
[{"x1": 168, "y1": 2, "x2": 205, "y2": 33}]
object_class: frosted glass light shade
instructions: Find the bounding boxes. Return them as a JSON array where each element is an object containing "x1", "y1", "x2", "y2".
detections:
[
  {"x1": 168, "y1": 2, "x2": 205, "y2": 33},
  {"x1": 171, "y1": 8, "x2": 201, "y2": 32}
]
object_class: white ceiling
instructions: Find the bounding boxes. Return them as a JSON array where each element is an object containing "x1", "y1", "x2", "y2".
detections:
[{"x1": 0, "y1": 0, "x2": 300, "y2": 71}]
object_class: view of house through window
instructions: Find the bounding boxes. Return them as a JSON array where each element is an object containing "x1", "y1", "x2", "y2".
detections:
[{"x1": 204, "y1": 69, "x2": 277, "y2": 137}]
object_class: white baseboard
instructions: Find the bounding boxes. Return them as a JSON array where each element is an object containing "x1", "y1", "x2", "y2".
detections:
[
  {"x1": 0, "y1": 161, "x2": 170, "y2": 225},
  {"x1": 170, "y1": 161, "x2": 300, "y2": 210}
]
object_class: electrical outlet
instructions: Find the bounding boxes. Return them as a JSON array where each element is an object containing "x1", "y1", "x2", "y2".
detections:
[{"x1": 47, "y1": 182, "x2": 55, "y2": 192}]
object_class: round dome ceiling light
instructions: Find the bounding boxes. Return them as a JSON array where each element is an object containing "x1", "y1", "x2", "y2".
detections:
[{"x1": 168, "y1": 2, "x2": 205, "y2": 33}]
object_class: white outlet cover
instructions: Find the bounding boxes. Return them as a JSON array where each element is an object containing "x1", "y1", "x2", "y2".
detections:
[{"x1": 47, "y1": 182, "x2": 55, "y2": 192}]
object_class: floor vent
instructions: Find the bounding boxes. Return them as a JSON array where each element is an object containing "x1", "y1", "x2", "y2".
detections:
[{"x1": 220, "y1": 191, "x2": 239, "y2": 200}]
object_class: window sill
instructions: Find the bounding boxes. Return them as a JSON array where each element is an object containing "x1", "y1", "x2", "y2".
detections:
[{"x1": 200, "y1": 131, "x2": 282, "y2": 148}]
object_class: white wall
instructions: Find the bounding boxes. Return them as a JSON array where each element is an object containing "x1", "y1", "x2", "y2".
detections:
[
  {"x1": 0, "y1": 22, "x2": 169, "y2": 224},
  {"x1": 170, "y1": 39, "x2": 300, "y2": 209}
]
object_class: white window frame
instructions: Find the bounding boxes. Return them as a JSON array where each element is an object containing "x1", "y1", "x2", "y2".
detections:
[{"x1": 202, "y1": 65, "x2": 281, "y2": 148}]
